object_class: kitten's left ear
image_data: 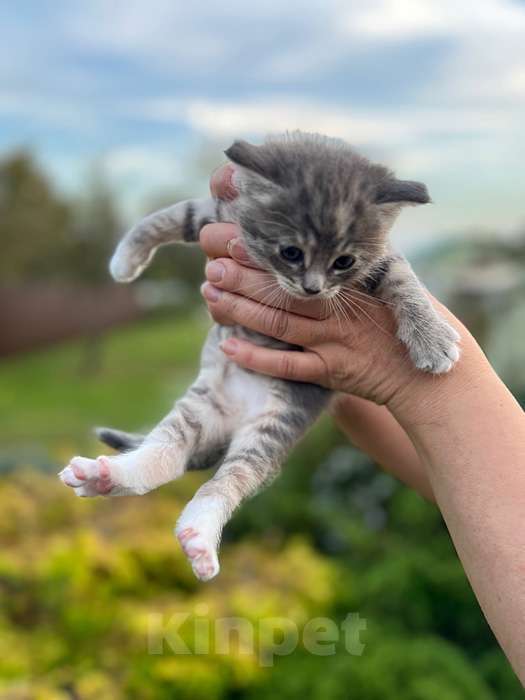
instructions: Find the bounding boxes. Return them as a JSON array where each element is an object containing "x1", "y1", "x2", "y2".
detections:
[
  {"x1": 224, "y1": 140, "x2": 282, "y2": 185},
  {"x1": 375, "y1": 179, "x2": 430, "y2": 206}
]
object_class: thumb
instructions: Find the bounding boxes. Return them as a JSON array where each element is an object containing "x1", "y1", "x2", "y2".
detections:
[{"x1": 210, "y1": 164, "x2": 238, "y2": 201}]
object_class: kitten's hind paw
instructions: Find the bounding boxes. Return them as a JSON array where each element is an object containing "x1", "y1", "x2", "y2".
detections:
[
  {"x1": 408, "y1": 319, "x2": 461, "y2": 374},
  {"x1": 58, "y1": 455, "x2": 136, "y2": 497},
  {"x1": 176, "y1": 527, "x2": 220, "y2": 582}
]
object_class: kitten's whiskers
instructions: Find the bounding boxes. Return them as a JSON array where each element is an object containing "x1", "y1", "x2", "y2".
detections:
[{"x1": 338, "y1": 290, "x2": 392, "y2": 337}]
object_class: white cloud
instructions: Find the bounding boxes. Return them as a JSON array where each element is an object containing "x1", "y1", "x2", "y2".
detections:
[
  {"x1": 341, "y1": 0, "x2": 525, "y2": 111},
  {"x1": 132, "y1": 95, "x2": 517, "y2": 147},
  {"x1": 99, "y1": 145, "x2": 188, "y2": 221},
  {"x1": 102, "y1": 146, "x2": 180, "y2": 183},
  {"x1": 508, "y1": 67, "x2": 525, "y2": 96},
  {"x1": 346, "y1": 0, "x2": 525, "y2": 40},
  {"x1": 61, "y1": 0, "x2": 304, "y2": 73},
  {"x1": 348, "y1": 0, "x2": 452, "y2": 40},
  {"x1": 2, "y1": 0, "x2": 524, "y2": 244}
]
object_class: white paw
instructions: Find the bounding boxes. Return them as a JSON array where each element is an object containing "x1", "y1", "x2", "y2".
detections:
[
  {"x1": 109, "y1": 252, "x2": 143, "y2": 283},
  {"x1": 58, "y1": 455, "x2": 135, "y2": 497},
  {"x1": 409, "y1": 321, "x2": 461, "y2": 374},
  {"x1": 109, "y1": 240, "x2": 155, "y2": 283},
  {"x1": 176, "y1": 527, "x2": 220, "y2": 582}
]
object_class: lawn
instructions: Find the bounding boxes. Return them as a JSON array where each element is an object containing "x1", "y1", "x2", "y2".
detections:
[
  {"x1": 0, "y1": 311, "x2": 209, "y2": 467},
  {"x1": 0, "y1": 311, "x2": 521, "y2": 699}
]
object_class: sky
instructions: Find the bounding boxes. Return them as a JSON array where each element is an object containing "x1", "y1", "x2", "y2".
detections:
[{"x1": 1, "y1": 0, "x2": 524, "y2": 248}]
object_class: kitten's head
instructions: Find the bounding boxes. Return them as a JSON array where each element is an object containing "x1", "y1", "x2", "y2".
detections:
[{"x1": 225, "y1": 132, "x2": 429, "y2": 299}]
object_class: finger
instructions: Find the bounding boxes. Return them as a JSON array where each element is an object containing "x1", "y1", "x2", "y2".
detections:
[
  {"x1": 201, "y1": 284, "x2": 325, "y2": 346},
  {"x1": 199, "y1": 224, "x2": 259, "y2": 269},
  {"x1": 210, "y1": 164, "x2": 238, "y2": 200},
  {"x1": 204, "y1": 258, "x2": 327, "y2": 320},
  {"x1": 199, "y1": 222, "x2": 240, "y2": 258},
  {"x1": 220, "y1": 337, "x2": 327, "y2": 384}
]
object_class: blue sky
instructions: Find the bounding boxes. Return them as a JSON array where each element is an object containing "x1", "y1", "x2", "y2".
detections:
[{"x1": 1, "y1": 0, "x2": 524, "y2": 247}]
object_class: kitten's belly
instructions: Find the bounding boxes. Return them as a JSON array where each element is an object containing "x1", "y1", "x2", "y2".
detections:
[
  {"x1": 225, "y1": 324, "x2": 292, "y2": 420},
  {"x1": 224, "y1": 363, "x2": 275, "y2": 421},
  {"x1": 205, "y1": 323, "x2": 293, "y2": 422}
]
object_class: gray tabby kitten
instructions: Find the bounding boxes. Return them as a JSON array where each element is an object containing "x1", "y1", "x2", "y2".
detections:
[{"x1": 59, "y1": 133, "x2": 460, "y2": 581}]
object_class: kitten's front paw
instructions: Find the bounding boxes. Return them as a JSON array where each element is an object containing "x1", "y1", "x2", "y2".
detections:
[
  {"x1": 176, "y1": 527, "x2": 220, "y2": 582},
  {"x1": 109, "y1": 238, "x2": 154, "y2": 282},
  {"x1": 109, "y1": 250, "x2": 145, "y2": 283},
  {"x1": 58, "y1": 455, "x2": 138, "y2": 497},
  {"x1": 407, "y1": 319, "x2": 461, "y2": 374}
]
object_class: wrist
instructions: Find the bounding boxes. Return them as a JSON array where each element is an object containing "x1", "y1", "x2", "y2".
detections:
[{"x1": 387, "y1": 331, "x2": 489, "y2": 437}]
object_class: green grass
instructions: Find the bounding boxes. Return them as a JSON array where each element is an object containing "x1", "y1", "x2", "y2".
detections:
[
  {"x1": 0, "y1": 311, "x2": 209, "y2": 456},
  {"x1": 1, "y1": 308, "x2": 521, "y2": 698}
]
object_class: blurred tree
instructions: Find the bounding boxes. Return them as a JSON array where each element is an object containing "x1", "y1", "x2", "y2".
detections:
[
  {"x1": 0, "y1": 144, "x2": 222, "y2": 294},
  {"x1": 0, "y1": 153, "x2": 123, "y2": 284},
  {"x1": 0, "y1": 150, "x2": 72, "y2": 282},
  {"x1": 66, "y1": 165, "x2": 122, "y2": 283},
  {"x1": 137, "y1": 190, "x2": 207, "y2": 299},
  {"x1": 133, "y1": 140, "x2": 224, "y2": 298}
]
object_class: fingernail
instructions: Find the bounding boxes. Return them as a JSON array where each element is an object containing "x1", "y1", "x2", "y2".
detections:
[
  {"x1": 227, "y1": 238, "x2": 249, "y2": 262},
  {"x1": 221, "y1": 338, "x2": 239, "y2": 355},
  {"x1": 205, "y1": 260, "x2": 225, "y2": 283},
  {"x1": 200, "y1": 282, "x2": 222, "y2": 302}
]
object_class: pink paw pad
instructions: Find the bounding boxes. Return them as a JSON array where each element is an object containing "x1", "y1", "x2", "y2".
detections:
[
  {"x1": 177, "y1": 527, "x2": 198, "y2": 546},
  {"x1": 176, "y1": 528, "x2": 220, "y2": 582},
  {"x1": 61, "y1": 473, "x2": 78, "y2": 487},
  {"x1": 59, "y1": 454, "x2": 121, "y2": 497},
  {"x1": 93, "y1": 457, "x2": 114, "y2": 493},
  {"x1": 193, "y1": 555, "x2": 218, "y2": 581},
  {"x1": 72, "y1": 465, "x2": 86, "y2": 481},
  {"x1": 97, "y1": 456, "x2": 111, "y2": 480}
]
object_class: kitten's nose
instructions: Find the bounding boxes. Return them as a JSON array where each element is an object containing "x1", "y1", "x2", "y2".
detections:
[{"x1": 302, "y1": 284, "x2": 321, "y2": 295}]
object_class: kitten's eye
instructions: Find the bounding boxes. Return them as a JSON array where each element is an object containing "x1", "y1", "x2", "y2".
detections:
[
  {"x1": 280, "y1": 246, "x2": 304, "y2": 263},
  {"x1": 333, "y1": 255, "x2": 356, "y2": 271}
]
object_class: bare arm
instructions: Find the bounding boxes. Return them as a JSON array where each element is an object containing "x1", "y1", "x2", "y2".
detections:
[
  {"x1": 330, "y1": 394, "x2": 435, "y2": 502},
  {"x1": 390, "y1": 336, "x2": 525, "y2": 679},
  {"x1": 201, "y1": 166, "x2": 525, "y2": 680}
]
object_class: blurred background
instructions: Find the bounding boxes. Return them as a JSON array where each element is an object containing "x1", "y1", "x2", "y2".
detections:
[{"x1": 1, "y1": 1, "x2": 524, "y2": 698}]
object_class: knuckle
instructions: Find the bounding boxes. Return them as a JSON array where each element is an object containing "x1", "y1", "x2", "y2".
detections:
[
  {"x1": 330, "y1": 364, "x2": 349, "y2": 386},
  {"x1": 207, "y1": 305, "x2": 222, "y2": 322},
  {"x1": 306, "y1": 326, "x2": 322, "y2": 345},
  {"x1": 278, "y1": 353, "x2": 296, "y2": 379},
  {"x1": 209, "y1": 307, "x2": 232, "y2": 326},
  {"x1": 268, "y1": 311, "x2": 290, "y2": 340},
  {"x1": 221, "y1": 293, "x2": 240, "y2": 321},
  {"x1": 242, "y1": 346, "x2": 255, "y2": 366},
  {"x1": 318, "y1": 306, "x2": 331, "y2": 321},
  {"x1": 225, "y1": 260, "x2": 243, "y2": 290}
]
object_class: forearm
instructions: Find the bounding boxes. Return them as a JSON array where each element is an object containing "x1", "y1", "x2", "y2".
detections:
[
  {"x1": 391, "y1": 335, "x2": 525, "y2": 680},
  {"x1": 331, "y1": 394, "x2": 435, "y2": 501}
]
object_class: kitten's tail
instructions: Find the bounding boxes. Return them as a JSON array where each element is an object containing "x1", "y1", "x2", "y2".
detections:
[
  {"x1": 109, "y1": 197, "x2": 219, "y2": 283},
  {"x1": 95, "y1": 426, "x2": 144, "y2": 452}
]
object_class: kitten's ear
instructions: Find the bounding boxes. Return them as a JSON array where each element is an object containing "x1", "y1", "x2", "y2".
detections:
[
  {"x1": 375, "y1": 179, "x2": 430, "y2": 206},
  {"x1": 225, "y1": 140, "x2": 281, "y2": 185}
]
